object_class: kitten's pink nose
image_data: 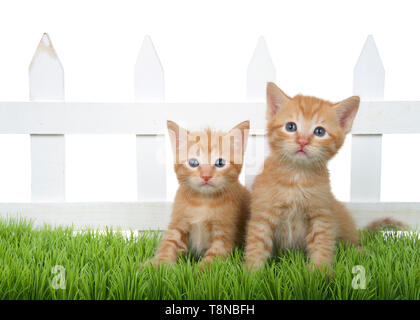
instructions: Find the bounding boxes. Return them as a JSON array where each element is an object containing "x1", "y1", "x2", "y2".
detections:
[
  {"x1": 298, "y1": 138, "x2": 309, "y2": 148},
  {"x1": 200, "y1": 164, "x2": 213, "y2": 182},
  {"x1": 201, "y1": 175, "x2": 212, "y2": 182}
]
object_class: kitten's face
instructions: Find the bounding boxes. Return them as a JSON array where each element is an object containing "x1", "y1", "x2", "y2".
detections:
[
  {"x1": 266, "y1": 83, "x2": 359, "y2": 168},
  {"x1": 168, "y1": 121, "x2": 249, "y2": 194}
]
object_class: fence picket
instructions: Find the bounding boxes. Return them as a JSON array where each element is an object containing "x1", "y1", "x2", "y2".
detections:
[
  {"x1": 351, "y1": 35, "x2": 385, "y2": 202},
  {"x1": 135, "y1": 36, "x2": 166, "y2": 201},
  {"x1": 245, "y1": 37, "x2": 275, "y2": 188},
  {"x1": 29, "y1": 33, "x2": 65, "y2": 202}
]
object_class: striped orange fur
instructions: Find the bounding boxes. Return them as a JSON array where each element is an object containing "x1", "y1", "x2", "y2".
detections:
[
  {"x1": 151, "y1": 120, "x2": 251, "y2": 266},
  {"x1": 244, "y1": 83, "x2": 360, "y2": 272}
]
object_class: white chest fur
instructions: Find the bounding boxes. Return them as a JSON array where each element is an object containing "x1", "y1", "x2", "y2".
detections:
[
  {"x1": 189, "y1": 222, "x2": 212, "y2": 253},
  {"x1": 273, "y1": 206, "x2": 308, "y2": 250},
  {"x1": 186, "y1": 206, "x2": 213, "y2": 254}
]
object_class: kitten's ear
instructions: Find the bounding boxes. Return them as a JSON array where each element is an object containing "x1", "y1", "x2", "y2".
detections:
[
  {"x1": 227, "y1": 120, "x2": 250, "y2": 164},
  {"x1": 266, "y1": 82, "x2": 291, "y2": 119},
  {"x1": 167, "y1": 120, "x2": 189, "y2": 162},
  {"x1": 333, "y1": 96, "x2": 360, "y2": 133}
]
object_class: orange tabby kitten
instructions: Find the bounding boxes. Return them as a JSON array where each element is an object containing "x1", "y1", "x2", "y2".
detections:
[
  {"x1": 150, "y1": 120, "x2": 250, "y2": 266},
  {"x1": 244, "y1": 83, "x2": 360, "y2": 271}
]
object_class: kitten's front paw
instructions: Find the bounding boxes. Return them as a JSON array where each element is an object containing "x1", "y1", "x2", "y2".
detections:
[
  {"x1": 198, "y1": 261, "x2": 210, "y2": 271},
  {"x1": 244, "y1": 259, "x2": 265, "y2": 272},
  {"x1": 308, "y1": 262, "x2": 334, "y2": 279},
  {"x1": 141, "y1": 257, "x2": 174, "y2": 269},
  {"x1": 198, "y1": 256, "x2": 217, "y2": 271}
]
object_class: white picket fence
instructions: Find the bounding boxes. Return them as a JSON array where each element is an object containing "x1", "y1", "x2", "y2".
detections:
[{"x1": 0, "y1": 33, "x2": 420, "y2": 230}]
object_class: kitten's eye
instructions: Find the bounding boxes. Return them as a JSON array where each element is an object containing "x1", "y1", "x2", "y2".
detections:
[
  {"x1": 314, "y1": 127, "x2": 326, "y2": 137},
  {"x1": 188, "y1": 158, "x2": 200, "y2": 168},
  {"x1": 285, "y1": 122, "x2": 297, "y2": 132},
  {"x1": 214, "y1": 158, "x2": 226, "y2": 168}
]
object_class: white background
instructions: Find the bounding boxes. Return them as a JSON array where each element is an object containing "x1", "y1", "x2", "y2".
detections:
[{"x1": 0, "y1": 0, "x2": 419, "y2": 202}]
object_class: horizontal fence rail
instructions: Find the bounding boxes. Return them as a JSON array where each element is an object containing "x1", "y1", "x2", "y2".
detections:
[
  {"x1": 0, "y1": 33, "x2": 419, "y2": 230},
  {"x1": 0, "y1": 101, "x2": 420, "y2": 134}
]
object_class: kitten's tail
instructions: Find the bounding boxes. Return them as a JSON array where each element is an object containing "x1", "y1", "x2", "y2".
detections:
[{"x1": 365, "y1": 217, "x2": 408, "y2": 231}]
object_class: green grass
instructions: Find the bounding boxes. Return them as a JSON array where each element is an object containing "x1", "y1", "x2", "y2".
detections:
[{"x1": 0, "y1": 217, "x2": 419, "y2": 300}]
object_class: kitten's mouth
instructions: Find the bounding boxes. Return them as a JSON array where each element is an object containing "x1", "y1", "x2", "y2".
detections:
[
  {"x1": 201, "y1": 182, "x2": 214, "y2": 187},
  {"x1": 296, "y1": 149, "x2": 307, "y2": 156}
]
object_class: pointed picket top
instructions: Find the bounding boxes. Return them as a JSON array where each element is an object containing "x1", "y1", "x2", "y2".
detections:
[
  {"x1": 29, "y1": 33, "x2": 64, "y2": 101},
  {"x1": 247, "y1": 36, "x2": 276, "y2": 101},
  {"x1": 134, "y1": 35, "x2": 164, "y2": 101},
  {"x1": 353, "y1": 35, "x2": 385, "y2": 99}
]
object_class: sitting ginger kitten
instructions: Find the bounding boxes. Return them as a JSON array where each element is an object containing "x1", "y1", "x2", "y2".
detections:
[
  {"x1": 245, "y1": 83, "x2": 360, "y2": 271},
  {"x1": 151, "y1": 120, "x2": 251, "y2": 266}
]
